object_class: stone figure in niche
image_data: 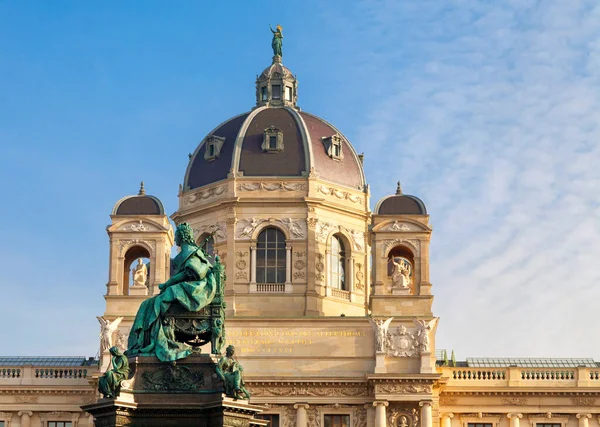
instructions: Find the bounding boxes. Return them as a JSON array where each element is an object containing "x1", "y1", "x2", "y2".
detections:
[
  {"x1": 127, "y1": 223, "x2": 216, "y2": 362},
  {"x1": 98, "y1": 346, "x2": 130, "y2": 398},
  {"x1": 97, "y1": 316, "x2": 124, "y2": 353},
  {"x1": 390, "y1": 257, "x2": 411, "y2": 290},
  {"x1": 369, "y1": 317, "x2": 393, "y2": 353},
  {"x1": 270, "y1": 25, "x2": 283, "y2": 57},
  {"x1": 413, "y1": 318, "x2": 438, "y2": 353},
  {"x1": 131, "y1": 258, "x2": 148, "y2": 287},
  {"x1": 216, "y1": 345, "x2": 250, "y2": 399}
]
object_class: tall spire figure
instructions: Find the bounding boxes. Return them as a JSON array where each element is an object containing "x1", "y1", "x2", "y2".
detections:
[{"x1": 270, "y1": 25, "x2": 283, "y2": 58}]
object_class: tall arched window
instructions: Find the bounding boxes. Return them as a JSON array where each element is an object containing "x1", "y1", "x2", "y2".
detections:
[
  {"x1": 256, "y1": 227, "x2": 286, "y2": 284},
  {"x1": 329, "y1": 235, "x2": 346, "y2": 290}
]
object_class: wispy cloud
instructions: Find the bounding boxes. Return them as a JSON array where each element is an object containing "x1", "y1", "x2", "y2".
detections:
[{"x1": 323, "y1": 0, "x2": 600, "y2": 357}]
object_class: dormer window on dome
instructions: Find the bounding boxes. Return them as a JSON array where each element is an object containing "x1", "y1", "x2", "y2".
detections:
[
  {"x1": 262, "y1": 125, "x2": 284, "y2": 153},
  {"x1": 323, "y1": 134, "x2": 343, "y2": 160},
  {"x1": 204, "y1": 135, "x2": 226, "y2": 162}
]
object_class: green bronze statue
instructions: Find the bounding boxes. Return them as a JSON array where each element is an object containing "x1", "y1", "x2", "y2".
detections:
[
  {"x1": 216, "y1": 345, "x2": 250, "y2": 399},
  {"x1": 127, "y1": 223, "x2": 217, "y2": 362},
  {"x1": 98, "y1": 346, "x2": 130, "y2": 398},
  {"x1": 270, "y1": 25, "x2": 283, "y2": 57}
]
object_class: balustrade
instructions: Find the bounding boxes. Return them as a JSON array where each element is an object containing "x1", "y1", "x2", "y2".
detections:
[
  {"x1": 255, "y1": 283, "x2": 286, "y2": 293},
  {"x1": 451, "y1": 369, "x2": 507, "y2": 380},
  {"x1": 331, "y1": 288, "x2": 351, "y2": 301}
]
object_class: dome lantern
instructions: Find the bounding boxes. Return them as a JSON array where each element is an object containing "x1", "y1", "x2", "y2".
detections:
[{"x1": 255, "y1": 56, "x2": 298, "y2": 109}]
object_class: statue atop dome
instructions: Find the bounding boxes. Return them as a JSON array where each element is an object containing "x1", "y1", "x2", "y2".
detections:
[{"x1": 270, "y1": 24, "x2": 283, "y2": 58}]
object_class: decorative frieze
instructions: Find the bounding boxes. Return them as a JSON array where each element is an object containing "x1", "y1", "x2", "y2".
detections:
[
  {"x1": 316, "y1": 184, "x2": 363, "y2": 204},
  {"x1": 14, "y1": 395, "x2": 39, "y2": 404},
  {"x1": 382, "y1": 239, "x2": 420, "y2": 256},
  {"x1": 183, "y1": 185, "x2": 227, "y2": 205},
  {"x1": 192, "y1": 222, "x2": 227, "y2": 244},
  {"x1": 249, "y1": 382, "x2": 368, "y2": 397},
  {"x1": 120, "y1": 220, "x2": 159, "y2": 232},
  {"x1": 236, "y1": 218, "x2": 307, "y2": 240},
  {"x1": 501, "y1": 397, "x2": 528, "y2": 405},
  {"x1": 237, "y1": 182, "x2": 306, "y2": 192},
  {"x1": 118, "y1": 239, "x2": 156, "y2": 256},
  {"x1": 439, "y1": 395, "x2": 458, "y2": 405},
  {"x1": 374, "y1": 382, "x2": 432, "y2": 394},
  {"x1": 572, "y1": 397, "x2": 596, "y2": 406}
]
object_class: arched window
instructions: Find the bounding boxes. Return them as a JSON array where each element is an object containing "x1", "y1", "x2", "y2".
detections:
[
  {"x1": 198, "y1": 234, "x2": 215, "y2": 259},
  {"x1": 329, "y1": 235, "x2": 346, "y2": 290},
  {"x1": 256, "y1": 227, "x2": 286, "y2": 284}
]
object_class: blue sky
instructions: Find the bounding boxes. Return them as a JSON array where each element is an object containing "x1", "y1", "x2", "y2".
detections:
[{"x1": 1, "y1": 1, "x2": 599, "y2": 358}]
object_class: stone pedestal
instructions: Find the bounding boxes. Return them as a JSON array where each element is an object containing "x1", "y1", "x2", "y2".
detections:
[
  {"x1": 420, "y1": 352, "x2": 434, "y2": 373},
  {"x1": 391, "y1": 288, "x2": 410, "y2": 296},
  {"x1": 374, "y1": 353, "x2": 387, "y2": 373},
  {"x1": 82, "y1": 354, "x2": 267, "y2": 427}
]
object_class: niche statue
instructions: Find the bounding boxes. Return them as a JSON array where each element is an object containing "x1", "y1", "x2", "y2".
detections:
[
  {"x1": 216, "y1": 345, "x2": 250, "y2": 400},
  {"x1": 127, "y1": 223, "x2": 217, "y2": 362},
  {"x1": 98, "y1": 346, "x2": 130, "y2": 398}
]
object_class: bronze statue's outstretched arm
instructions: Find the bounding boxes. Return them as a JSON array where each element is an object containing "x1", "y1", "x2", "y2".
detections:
[{"x1": 270, "y1": 25, "x2": 276, "y2": 34}]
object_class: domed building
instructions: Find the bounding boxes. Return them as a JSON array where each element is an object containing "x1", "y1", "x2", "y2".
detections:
[{"x1": 2, "y1": 40, "x2": 600, "y2": 427}]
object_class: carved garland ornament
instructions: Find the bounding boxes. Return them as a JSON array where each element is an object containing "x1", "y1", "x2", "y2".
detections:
[
  {"x1": 14, "y1": 395, "x2": 39, "y2": 404},
  {"x1": 571, "y1": 397, "x2": 597, "y2": 406},
  {"x1": 249, "y1": 383, "x2": 368, "y2": 397},
  {"x1": 237, "y1": 182, "x2": 306, "y2": 192},
  {"x1": 118, "y1": 239, "x2": 155, "y2": 257},
  {"x1": 316, "y1": 184, "x2": 363, "y2": 204},
  {"x1": 235, "y1": 218, "x2": 307, "y2": 240},
  {"x1": 314, "y1": 221, "x2": 365, "y2": 251},
  {"x1": 194, "y1": 222, "x2": 227, "y2": 243},
  {"x1": 382, "y1": 239, "x2": 420, "y2": 256},
  {"x1": 183, "y1": 185, "x2": 227, "y2": 205},
  {"x1": 501, "y1": 397, "x2": 528, "y2": 405},
  {"x1": 374, "y1": 382, "x2": 432, "y2": 394},
  {"x1": 120, "y1": 220, "x2": 157, "y2": 232}
]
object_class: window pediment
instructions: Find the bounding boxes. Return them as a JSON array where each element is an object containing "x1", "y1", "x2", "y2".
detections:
[
  {"x1": 322, "y1": 134, "x2": 343, "y2": 160},
  {"x1": 204, "y1": 135, "x2": 226, "y2": 161},
  {"x1": 262, "y1": 125, "x2": 284, "y2": 153}
]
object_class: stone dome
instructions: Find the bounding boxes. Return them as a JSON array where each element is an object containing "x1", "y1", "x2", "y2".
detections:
[
  {"x1": 112, "y1": 182, "x2": 165, "y2": 216},
  {"x1": 375, "y1": 182, "x2": 427, "y2": 215},
  {"x1": 184, "y1": 58, "x2": 366, "y2": 192}
]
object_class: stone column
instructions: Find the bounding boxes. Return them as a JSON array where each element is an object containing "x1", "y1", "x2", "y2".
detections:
[
  {"x1": 507, "y1": 413, "x2": 522, "y2": 427},
  {"x1": 365, "y1": 404, "x2": 375, "y2": 427},
  {"x1": 250, "y1": 246, "x2": 257, "y2": 292},
  {"x1": 285, "y1": 246, "x2": 292, "y2": 293},
  {"x1": 373, "y1": 401, "x2": 388, "y2": 427},
  {"x1": 577, "y1": 414, "x2": 591, "y2": 427},
  {"x1": 420, "y1": 401, "x2": 432, "y2": 427},
  {"x1": 348, "y1": 258, "x2": 355, "y2": 300},
  {"x1": 295, "y1": 404, "x2": 309, "y2": 427},
  {"x1": 441, "y1": 413, "x2": 454, "y2": 427},
  {"x1": 19, "y1": 411, "x2": 32, "y2": 427}
]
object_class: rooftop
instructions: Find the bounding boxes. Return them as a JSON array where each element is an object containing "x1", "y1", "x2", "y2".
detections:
[{"x1": 0, "y1": 356, "x2": 98, "y2": 367}]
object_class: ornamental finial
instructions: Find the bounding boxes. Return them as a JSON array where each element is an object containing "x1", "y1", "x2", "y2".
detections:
[
  {"x1": 396, "y1": 181, "x2": 402, "y2": 195},
  {"x1": 139, "y1": 181, "x2": 146, "y2": 196}
]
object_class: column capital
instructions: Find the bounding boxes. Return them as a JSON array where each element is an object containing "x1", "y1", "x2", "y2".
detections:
[
  {"x1": 373, "y1": 401, "x2": 389, "y2": 407},
  {"x1": 576, "y1": 414, "x2": 592, "y2": 419},
  {"x1": 286, "y1": 246, "x2": 292, "y2": 250},
  {"x1": 441, "y1": 414, "x2": 455, "y2": 419},
  {"x1": 294, "y1": 403, "x2": 310, "y2": 410},
  {"x1": 507, "y1": 414, "x2": 523, "y2": 419},
  {"x1": 18, "y1": 412, "x2": 33, "y2": 417},
  {"x1": 419, "y1": 401, "x2": 433, "y2": 408}
]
